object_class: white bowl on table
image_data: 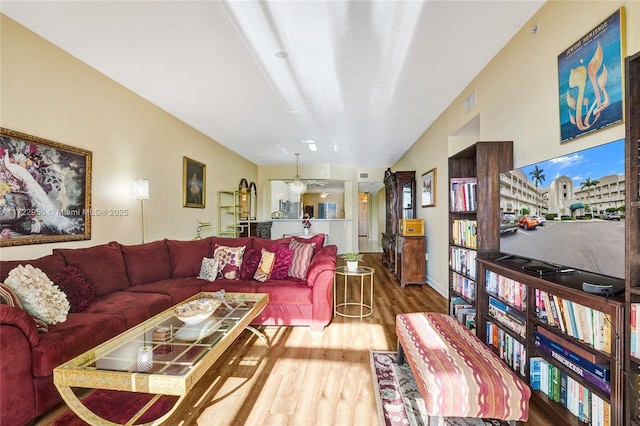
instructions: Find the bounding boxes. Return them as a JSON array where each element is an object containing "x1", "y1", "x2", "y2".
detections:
[{"x1": 172, "y1": 298, "x2": 222, "y2": 325}]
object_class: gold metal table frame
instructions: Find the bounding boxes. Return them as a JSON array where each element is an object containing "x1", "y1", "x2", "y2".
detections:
[
  {"x1": 53, "y1": 292, "x2": 269, "y2": 426},
  {"x1": 333, "y1": 265, "x2": 375, "y2": 321}
]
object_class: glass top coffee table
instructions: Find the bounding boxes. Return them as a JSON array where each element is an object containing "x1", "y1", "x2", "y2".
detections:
[{"x1": 54, "y1": 291, "x2": 268, "y2": 425}]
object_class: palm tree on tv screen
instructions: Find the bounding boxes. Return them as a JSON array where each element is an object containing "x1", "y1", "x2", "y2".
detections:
[
  {"x1": 529, "y1": 165, "x2": 545, "y2": 215},
  {"x1": 580, "y1": 177, "x2": 600, "y2": 217}
]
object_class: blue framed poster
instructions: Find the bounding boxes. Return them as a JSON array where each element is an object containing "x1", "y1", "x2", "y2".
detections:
[{"x1": 558, "y1": 8, "x2": 625, "y2": 143}]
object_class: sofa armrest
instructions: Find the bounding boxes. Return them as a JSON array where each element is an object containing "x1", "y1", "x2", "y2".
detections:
[
  {"x1": 306, "y1": 244, "x2": 337, "y2": 287},
  {"x1": 0, "y1": 305, "x2": 40, "y2": 347},
  {"x1": 306, "y1": 245, "x2": 337, "y2": 332}
]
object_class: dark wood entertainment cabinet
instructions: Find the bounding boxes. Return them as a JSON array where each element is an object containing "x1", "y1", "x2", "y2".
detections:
[{"x1": 381, "y1": 168, "x2": 426, "y2": 287}]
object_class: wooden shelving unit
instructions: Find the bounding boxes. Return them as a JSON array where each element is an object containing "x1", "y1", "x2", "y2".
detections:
[
  {"x1": 478, "y1": 258, "x2": 624, "y2": 425},
  {"x1": 448, "y1": 141, "x2": 513, "y2": 331},
  {"x1": 625, "y1": 51, "x2": 640, "y2": 426}
]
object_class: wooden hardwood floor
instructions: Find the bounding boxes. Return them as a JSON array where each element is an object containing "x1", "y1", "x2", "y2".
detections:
[{"x1": 37, "y1": 253, "x2": 554, "y2": 426}]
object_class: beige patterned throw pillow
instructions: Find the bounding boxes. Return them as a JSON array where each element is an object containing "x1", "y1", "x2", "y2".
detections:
[
  {"x1": 254, "y1": 249, "x2": 276, "y2": 282},
  {"x1": 198, "y1": 257, "x2": 219, "y2": 282},
  {"x1": 3, "y1": 264, "x2": 70, "y2": 325}
]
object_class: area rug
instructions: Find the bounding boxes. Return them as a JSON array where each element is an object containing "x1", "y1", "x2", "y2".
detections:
[
  {"x1": 370, "y1": 351, "x2": 511, "y2": 426},
  {"x1": 52, "y1": 389, "x2": 178, "y2": 425}
]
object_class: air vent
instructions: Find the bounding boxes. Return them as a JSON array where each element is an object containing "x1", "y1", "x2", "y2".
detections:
[
  {"x1": 464, "y1": 91, "x2": 476, "y2": 113},
  {"x1": 360, "y1": 173, "x2": 369, "y2": 178}
]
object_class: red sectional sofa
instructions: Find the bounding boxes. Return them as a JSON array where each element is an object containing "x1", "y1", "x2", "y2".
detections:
[{"x1": 0, "y1": 234, "x2": 337, "y2": 426}]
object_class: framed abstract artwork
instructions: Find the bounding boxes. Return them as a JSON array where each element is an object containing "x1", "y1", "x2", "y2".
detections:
[
  {"x1": 421, "y1": 168, "x2": 436, "y2": 208},
  {"x1": 558, "y1": 8, "x2": 625, "y2": 143},
  {"x1": 183, "y1": 156, "x2": 206, "y2": 208},
  {"x1": 0, "y1": 128, "x2": 92, "y2": 246}
]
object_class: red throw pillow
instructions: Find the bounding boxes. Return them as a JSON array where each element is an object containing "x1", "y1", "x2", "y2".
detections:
[
  {"x1": 53, "y1": 265, "x2": 95, "y2": 313},
  {"x1": 240, "y1": 248, "x2": 261, "y2": 280},
  {"x1": 271, "y1": 244, "x2": 294, "y2": 280}
]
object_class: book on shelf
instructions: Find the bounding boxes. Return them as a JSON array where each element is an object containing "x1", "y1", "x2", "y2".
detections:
[
  {"x1": 487, "y1": 270, "x2": 526, "y2": 311},
  {"x1": 451, "y1": 271, "x2": 476, "y2": 301},
  {"x1": 451, "y1": 219, "x2": 477, "y2": 249},
  {"x1": 535, "y1": 332, "x2": 610, "y2": 381},
  {"x1": 449, "y1": 246, "x2": 477, "y2": 279},
  {"x1": 464, "y1": 311, "x2": 476, "y2": 333},
  {"x1": 450, "y1": 177, "x2": 477, "y2": 212},
  {"x1": 530, "y1": 356, "x2": 543, "y2": 390},
  {"x1": 536, "y1": 326, "x2": 607, "y2": 364},
  {"x1": 531, "y1": 357, "x2": 608, "y2": 425},
  {"x1": 540, "y1": 290, "x2": 610, "y2": 354},
  {"x1": 534, "y1": 339, "x2": 611, "y2": 396},
  {"x1": 488, "y1": 296, "x2": 526, "y2": 338}
]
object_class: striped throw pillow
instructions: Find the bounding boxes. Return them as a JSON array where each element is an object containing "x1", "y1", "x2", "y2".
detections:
[{"x1": 288, "y1": 240, "x2": 315, "y2": 280}]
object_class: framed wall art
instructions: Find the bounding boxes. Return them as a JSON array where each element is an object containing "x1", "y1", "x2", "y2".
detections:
[
  {"x1": 0, "y1": 127, "x2": 92, "y2": 247},
  {"x1": 421, "y1": 168, "x2": 436, "y2": 208},
  {"x1": 183, "y1": 156, "x2": 206, "y2": 208},
  {"x1": 558, "y1": 8, "x2": 625, "y2": 143}
]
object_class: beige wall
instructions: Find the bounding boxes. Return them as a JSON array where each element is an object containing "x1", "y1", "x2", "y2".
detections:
[
  {"x1": 0, "y1": 15, "x2": 257, "y2": 261},
  {"x1": 393, "y1": 1, "x2": 640, "y2": 296}
]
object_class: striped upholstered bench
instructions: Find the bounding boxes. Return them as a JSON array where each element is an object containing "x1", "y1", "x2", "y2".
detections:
[{"x1": 396, "y1": 312, "x2": 531, "y2": 426}]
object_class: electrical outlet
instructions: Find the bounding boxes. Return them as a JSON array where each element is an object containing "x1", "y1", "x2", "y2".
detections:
[{"x1": 425, "y1": 253, "x2": 429, "y2": 260}]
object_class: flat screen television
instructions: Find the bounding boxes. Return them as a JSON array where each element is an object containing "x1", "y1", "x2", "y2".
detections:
[{"x1": 499, "y1": 139, "x2": 625, "y2": 280}]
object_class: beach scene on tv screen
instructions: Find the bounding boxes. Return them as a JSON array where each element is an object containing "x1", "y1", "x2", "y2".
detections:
[{"x1": 499, "y1": 139, "x2": 624, "y2": 279}]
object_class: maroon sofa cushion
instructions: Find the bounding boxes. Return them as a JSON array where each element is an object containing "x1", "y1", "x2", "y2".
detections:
[
  {"x1": 120, "y1": 240, "x2": 172, "y2": 285},
  {"x1": 0, "y1": 253, "x2": 65, "y2": 282},
  {"x1": 200, "y1": 278, "x2": 259, "y2": 293},
  {"x1": 31, "y1": 312, "x2": 128, "y2": 378},
  {"x1": 255, "y1": 279, "x2": 312, "y2": 304},
  {"x1": 251, "y1": 237, "x2": 290, "y2": 252},
  {"x1": 165, "y1": 238, "x2": 211, "y2": 278},
  {"x1": 127, "y1": 277, "x2": 202, "y2": 305},
  {"x1": 54, "y1": 242, "x2": 130, "y2": 296},
  {"x1": 83, "y1": 291, "x2": 172, "y2": 329},
  {"x1": 209, "y1": 236, "x2": 252, "y2": 250},
  {"x1": 293, "y1": 233, "x2": 325, "y2": 254}
]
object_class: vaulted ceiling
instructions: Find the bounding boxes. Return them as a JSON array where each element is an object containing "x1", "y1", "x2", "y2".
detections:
[{"x1": 2, "y1": 1, "x2": 545, "y2": 169}]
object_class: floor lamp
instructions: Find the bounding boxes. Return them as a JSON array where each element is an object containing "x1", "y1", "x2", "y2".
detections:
[{"x1": 132, "y1": 178, "x2": 149, "y2": 244}]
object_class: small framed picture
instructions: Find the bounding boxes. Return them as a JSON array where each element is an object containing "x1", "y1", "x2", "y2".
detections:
[
  {"x1": 421, "y1": 168, "x2": 436, "y2": 208},
  {"x1": 183, "y1": 157, "x2": 206, "y2": 208}
]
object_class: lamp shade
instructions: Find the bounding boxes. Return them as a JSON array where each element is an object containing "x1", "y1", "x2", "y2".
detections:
[{"x1": 132, "y1": 178, "x2": 150, "y2": 200}]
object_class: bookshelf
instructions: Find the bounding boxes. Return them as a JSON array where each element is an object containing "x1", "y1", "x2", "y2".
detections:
[
  {"x1": 478, "y1": 258, "x2": 624, "y2": 425},
  {"x1": 625, "y1": 51, "x2": 640, "y2": 426},
  {"x1": 448, "y1": 141, "x2": 513, "y2": 331}
]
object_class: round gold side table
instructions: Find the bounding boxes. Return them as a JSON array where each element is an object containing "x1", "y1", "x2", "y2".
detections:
[{"x1": 333, "y1": 265, "x2": 375, "y2": 321}]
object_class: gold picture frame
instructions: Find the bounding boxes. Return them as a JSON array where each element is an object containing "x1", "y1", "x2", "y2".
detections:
[
  {"x1": 421, "y1": 168, "x2": 436, "y2": 208},
  {"x1": 0, "y1": 127, "x2": 92, "y2": 246},
  {"x1": 183, "y1": 157, "x2": 206, "y2": 208}
]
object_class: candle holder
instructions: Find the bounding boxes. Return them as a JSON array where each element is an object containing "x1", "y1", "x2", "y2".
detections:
[{"x1": 137, "y1": 345, "x2": 153, "y2": 372}]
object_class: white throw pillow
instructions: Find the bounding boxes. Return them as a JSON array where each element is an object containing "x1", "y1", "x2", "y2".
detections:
[
  {"x1": 4, "y1": 264, "x2": 70, "y2": 324},
  {"x1": 198, "y1": 257, "x2": 219, "y2": 282}
]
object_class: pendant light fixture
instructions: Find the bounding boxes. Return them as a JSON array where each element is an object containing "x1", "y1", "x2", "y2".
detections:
[{"x1": 289, "y1": 153, "x2": 307, "y2": 194}]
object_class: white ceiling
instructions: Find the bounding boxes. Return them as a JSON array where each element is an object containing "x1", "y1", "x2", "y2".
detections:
[{"x1": 1, "y1": 0, "x2": 544, "y2": 170}]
